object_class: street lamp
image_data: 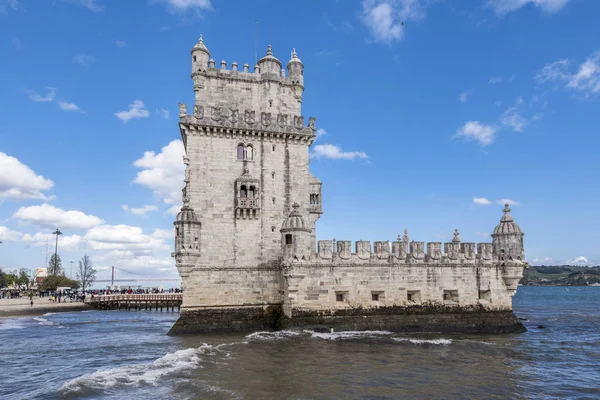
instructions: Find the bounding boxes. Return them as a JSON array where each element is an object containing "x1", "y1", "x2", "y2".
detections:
[
  {"x1": 52, "y1": 229, "x2": 62, "y2": 274},
  {"x1": 70, "y1": 261, "x2": 74, "y2": 279}
]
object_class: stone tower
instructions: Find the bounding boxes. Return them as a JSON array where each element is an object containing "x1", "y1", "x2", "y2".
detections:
[
  {"x1": 174, "y1": 35, "x2": 321, "y2": 312},
  {"x1": 492, "y1": 203, "x2": 525, "y2": 261}
]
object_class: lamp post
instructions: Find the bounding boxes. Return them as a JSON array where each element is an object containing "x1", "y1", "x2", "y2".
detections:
[
  {"x1": 52, "y1": 229, "x2": 62, "y2": 274},
  {"x1": 70, "y1": 261, "x2": 74, "y2": 279}
]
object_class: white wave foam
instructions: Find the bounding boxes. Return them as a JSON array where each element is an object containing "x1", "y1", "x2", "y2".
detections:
[
  {"x1": 59, "y1": 344, "x2": 220, "y2": 395},
  {"x1": 33, "y1": 317, "x2": 55, "y2": 326},
  {"x1": 43, "y1": 312, "x2": 57, "y2": 316},
  {"x1": 393, "y1": 337, "x2": 452, "y2": 345},
  {"x1": 243, "y1": 330, "x2": 301, "y2": 342},
  {"x1": 307, "y1": 330, "x2": 393, "y2": 340},
  {"x1": 0, "y1": 319, "x2": 27, "y2": 330}
]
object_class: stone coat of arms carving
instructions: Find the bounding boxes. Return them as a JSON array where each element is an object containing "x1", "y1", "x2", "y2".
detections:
[
  {"x1": 410, "y1": 241, "x2": 425, "y2": 260},
  {"x1": 356, "y1": 241, "x2": 371, "y2": 260},
  {"x1": 392, "y1": 241, "x2": 408, "y2": 259},
  {"x1": 261, "y1": 112, "x2": 272, "y2": 127},
  {"x1": 211, "y1": 106, "x2": 221, "y2": 121},
  {"x1": 245, "y1": 110, "x2": 255, "y2": 125},
  {"x1": 293, "y1": 115, "x2": 304, "y2": 129},
  {"x1": 374, "y1": 241, "x2": 390, "y2": 259},
  {"x1": 428, "y1": 242, "x2": 442, "y2": 260},
  {"x1": 337, "y1": 240, "x2": 351, "y2": 259},
  {"x1": 308, "y1": 116, "x2": 316, "y2": 131},
  {"x1": 277, "y1": 114, "x2": 287, "y2": 127},
  {"x1": 462, "y1": 243, "x2": 476, "y2": 260},
  {"x1": 478, "y1": 243, "x2": 493, "y2": 260},
  {"x1": 445, "y1": 243, "x2": 460, "y2": 260},
  {"x1": 230, "y1": 109, "x2": 239, "y2": 123},
  {"x1": 318, "y1": 240, "x2": 332, "y2": 259},
  {"x1": 193, "y1": 105, "x2": 204, "y2": 119}
]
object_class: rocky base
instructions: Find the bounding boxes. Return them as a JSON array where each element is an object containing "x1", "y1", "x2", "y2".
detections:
[{"x1": 168, "y1": 304, "x2": 526, "y2": 335}]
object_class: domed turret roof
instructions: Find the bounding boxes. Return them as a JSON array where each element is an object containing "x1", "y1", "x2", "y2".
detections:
[
  {"x1": 257, "y1": 45, "x2": 282, "y2": 68},
  {"x1": 192, "y1": 34, "x2": 210, "y2": 55},
  {"x1": 493, "y1": 204, "x2": 522, "y2": 235},
  {"x1": 176, "y1": 204, "x2": 200, "y2": 224},
  {"x1": 287, "y1": 48, "x2": 303, "y2": 66},
  {"x1": 281, "y1": 203, "x2": 311, "y2": 232}
]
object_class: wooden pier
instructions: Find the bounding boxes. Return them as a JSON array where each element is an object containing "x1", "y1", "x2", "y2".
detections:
[{"x1": 87, "y1": 294, "x2": 182, "y2": 312}]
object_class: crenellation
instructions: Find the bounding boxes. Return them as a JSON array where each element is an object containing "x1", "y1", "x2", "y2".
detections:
[{"x1": 170, "y1": 35, "x2": 527, "y2": 335}]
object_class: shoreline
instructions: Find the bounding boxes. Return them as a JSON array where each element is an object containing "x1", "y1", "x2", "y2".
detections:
[{"x1": 0, "y1": 299, "x2": 92, "y2": 318}]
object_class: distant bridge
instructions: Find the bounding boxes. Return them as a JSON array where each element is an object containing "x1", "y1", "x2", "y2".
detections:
[
  {"x1": 94, "y1": 266, "x2": 181, "y2": 286},
  {"x1": 87, "y1": 293, "x2": 182, "y2": 312}
]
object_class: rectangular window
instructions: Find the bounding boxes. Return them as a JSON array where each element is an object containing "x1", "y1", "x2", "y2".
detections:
[
  {"x1": 443, "y1": 290, "x2": 459, "y2": 303},
  {"x1": 479, "y1": 290, "x2": 491, "y2": 301},
  {"x1": 407, "y1": 290, "x2": 421, "y2": 303},
  {"x1": 371, "y1": 293, "x2": 379, "y2": 302},
  {"x1": 285, "y1": 234, "x2": 293, "y2": 245},
  {"x1": 336, "y1": 293, "x2": 344, "y2": 302}
]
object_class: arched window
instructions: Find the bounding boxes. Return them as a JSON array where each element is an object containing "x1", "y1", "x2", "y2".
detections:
[
  {"x1": 246, "y1": 145, "x2": 253, "y2": 161},
  {"x1": 237, "y1": 144, "x2": 244, "y2": 160},
  {"x1": 240, "y1": 185, "x2": 247, "y2": 198},
  {"x1": 248, "y1": 186, "x2": 255, "y2": 199}
]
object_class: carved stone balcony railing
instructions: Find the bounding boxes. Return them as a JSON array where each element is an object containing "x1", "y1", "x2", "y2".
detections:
[{"x1": 237, "y1": 198, "x2": 259, "y2": 208}]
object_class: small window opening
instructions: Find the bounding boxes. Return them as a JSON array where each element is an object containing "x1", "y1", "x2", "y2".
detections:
[
  {"x1": 479, "y1": 290, "x2": 491, "y2": 301},
  {"x1": 443, "y1": 290, "x2": 459, "y2": 303},
  {"x1": 193, "y1": 55, "x2": 197, "y2": 62},
  {"x1": 272, "y1": 145, "x2": 275, "y2": 151},
  {"x1": 269, "y1": 100, "x2": 273, "y2": 107},
  {"x1": 407, "y1": 290, "x2": 421, "y2": 303},
  {"x1": 285, "y1": 234, "x2": 293, "y2": 245},
  {"x1": 272, "y1": 172, "x2": 275, "y2": 179},
  {"x1": 372, "y1": 293, "x2": 379, "y2": 302},
  {"x1": 176, "y1": 227, "x2": 180, "y2": 236},
  {"x1": 237, "y1": 144, "x2": 244, "y2": 160},
  {"x1": 246, "y1": 145, "x2": 254, "y2": 161},
  {"x1": 240, "y1": 185, "x2": 247, "y2": 198},
  {"x1": 271, "y1": 226, "x2": 276, "y2": 232},
  {"x1": 336, "y1": 293, "x2": 344, "y2": 302},
  {"x1": 248, "y1": 186, "x2": 255, "y2": 199},
  {"x1": 272, "y1": 197, "x2": 276, "y2": 205}
]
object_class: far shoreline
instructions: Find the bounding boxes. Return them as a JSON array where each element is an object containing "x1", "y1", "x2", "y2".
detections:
[{"x1": 0, "y1": 299, "x2": 92, "y2": 319}]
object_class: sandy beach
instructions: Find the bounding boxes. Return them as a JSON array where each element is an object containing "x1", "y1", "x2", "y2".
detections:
[{"x1": 0, "y1": 298, "x2": 91, "y2": 317}]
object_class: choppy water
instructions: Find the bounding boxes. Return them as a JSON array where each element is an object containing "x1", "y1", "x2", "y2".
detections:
[{"x1": 1, "y1": 286, "x2": 599, "y2": 399}]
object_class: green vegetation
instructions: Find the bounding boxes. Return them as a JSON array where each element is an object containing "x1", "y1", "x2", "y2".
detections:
[
  {"x1": 522, "y1": 265, "x2": 600, "y2": 286},
  {"x1": 48, "y1": 253, "x2": 63, "y2": 276},
  {"x1": 40, "y1": 275, "x2": 80, "y2": 291}
]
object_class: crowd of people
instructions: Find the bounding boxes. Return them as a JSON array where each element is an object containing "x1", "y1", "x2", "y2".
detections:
[{"x1": 89, "y1": 287, "x2": 182, "y2": 296}]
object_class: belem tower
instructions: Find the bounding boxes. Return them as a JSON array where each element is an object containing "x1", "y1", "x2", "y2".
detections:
[{"x1": 169, "y1": 35, "x2": 527, "y2": 335}]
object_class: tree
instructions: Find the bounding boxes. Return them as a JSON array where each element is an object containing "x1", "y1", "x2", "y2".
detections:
[
  {"x1": 40, "y1": 275, "x2": 79, "y2": 291},
  {"x1": 48, "y1": 253, "x2": 63, "y2": 276},
  {"x1": 76, "y1": 254, "x2": 96, "y2": 291},
  {"x1": 5, "y1": 273, "x2": 17, "y2": 288},
  {"x1": 0, "y1": 269, "x2": 7, "y2": 288},
  {"x1": 18, "y1": 269, "x2": 31, "y2": 290}
]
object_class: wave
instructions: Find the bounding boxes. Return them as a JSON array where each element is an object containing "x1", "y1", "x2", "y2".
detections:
[
  {"x1": 59, "y1": 344, "x2": 222, "y2": 395},
  {"x1": 393, "y1": 337, "x2": 452, "y2": 345},
  {"x1": 43, "y1": 312, "x2": 57, "y2": 316},
  {"x1": 33, "y1": 317, "x2": 55, "y2": 326},
  {"x1": 243, "y1": 330, "x2": 301, "y2": 343},
  {"x1": 307, "y1": 330, "x2": 393, "y2": 341},
  {"x1": 0, "y1": 319, "x2": 27, "y2": 330}
]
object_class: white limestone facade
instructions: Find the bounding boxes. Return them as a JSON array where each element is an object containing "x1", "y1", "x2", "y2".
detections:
[{"x1": 172, "y1": 36, "x2": 526, "y2": 333}]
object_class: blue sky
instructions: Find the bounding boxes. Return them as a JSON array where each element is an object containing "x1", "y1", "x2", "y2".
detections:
[{"x1": 1, "y1": 0, "x2": 599, "y2": 283}]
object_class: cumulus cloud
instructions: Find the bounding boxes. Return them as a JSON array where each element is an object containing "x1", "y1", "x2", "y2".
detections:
[
  {"x1": 0, "y1": 152, "x2": 54, "y2": 200},
  {"x1": 167, "y1": 204, "x2": 181, "y2": 215},
  {"x1": 501, "y1": 96, "x2": 528, "y2": 132},
  {"x1": 115, "y1": 100, "x2": 150, "y2": 123},
  {"x1": 497, "y1": 199, "x2": 520, "y2": 206},
  {"x1": 0, "y1": 226, "x2": 23, "y2": 241},
  {"x1": 21, "y1": 232, "x2": 83, "y2": 251},
  {"x1": 85, "y1": 224, "x2": 169, "y2": 252},
  {"x1": 473, "y1": 197, "x2": 491, "y2": 205},
  {"x1": 156, "y1": 0, "x2": 212, "y2": 13},
  {"x1": 487, "y1": 0, "x2": 571, "y2": 16},
  {"x1": 122, "y1": 204, "x2": 159, "y2": 216},
  {"x1": 311, "y1": 144, "x2": 368, "y2": 160},
  {"x1": 455, "y1": 121, "x2": 497, "y2": 146},
  {"x1": 73, "y1": 53, "x2": 95, "y2": 67},
  {"x1": 25, "y1": 87, "x2": 56, "y2": 103},
  {"x1": 536, "y1": 51, "x2": 600, "y2": 97},
  {"x1": 567, "y1": 256, "x2": 589, "y2": 265},
  {"x1": 360, "y1": 0, "x2": 425, "y2": 44},
  {"x1": 13, "y1": 203, "x2": 104, "y2": 230},
  {"x1": 133, "y1": 140, "x2": 185, "y2": 207},
  {"x1": 58, "y1": 100, "x2": 82, "y2": 112}
]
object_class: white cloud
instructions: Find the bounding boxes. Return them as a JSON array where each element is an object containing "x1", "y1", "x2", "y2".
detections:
[
  {"x1": 21, "y1": 232, "x2": 83, "y2": 251},
  {"x1": 459, "y1": 91, "x2": 472, "y2": 102},
  {"x1": 66, "y1": 0, "x2": 103, "y2": 12},
  {"x1": 473, "y1": 197, "x2": 491, "y2": 205},
  {"x1": 567, "y1": 256, "x2": 589, "y2": 265},
  {"x1": 58, "y1": 100, "x2": 82, "y2": 112},
  {"x1": 501, "y1": 97, "x2": 528, "y2": 132},
  {"x1": 115, "y1": 100, "x2": 150, "y2": 123},
  {"x1": 167, "y1": 205, "x2": 181, "y2": 215},
  {"x1": 455, "y1": 121, "x2": 497, "y2": 146},
  {"x1": 157, "y1": 0, "x2": 212, "y2": 13},
  {"x1": 73, "y1": 53, "x2": 95, "y2": 67},
  {"x1": 317, "y1": 128, "x2": 327, "y2": 137},
  {"x1": 536, "y1": 52, "x2": 600, "y2": 97},
  {"x1": 360, "y1": 0, "x2": 424, "y2": 44},
  {"x1": 26, "y1": 87, "x2": 56, "y2": 102},
  {"x1": 489, "y1": 75, "x2": 503, "y2": 84},
  {"x1": 151, "y1": 228, "x2": 173, "y2": 240},
  {"x1": 311, "y1": 144, "x2": 368, "y2": 160},
  {"x1": 122, "y1": 204, "x2": 159, "y2": 216},
  {"x1": 157, "y1": 108, "x2": 170, "y2": 120},
  {"x1": 487, "y1": 0, "x2": 570, "y2": 16},
  {"x1": 497, "y1": 199, "x2": 520, "y2": 206},
  {"x1": 133, "y1": 140, "x2": 185, "y2": 207},
  {"x1": 85, "y1": 224, "x2": 169, "y2": 252},
  {"x1": 0, "y1": 152, "x2": 54, "y2": 200},
  {"x1": 115, "y1": 40, "x2": 127, "y2": 48},
  {"x1": 0, "y1": 226, "x2": 22, "y2": 241},
  {"x1": 0, "y1": 0, "x2": 18, "y2": 13},
  {"x1": 13, "y1": 203, "x2": 104, "y2": 230}
]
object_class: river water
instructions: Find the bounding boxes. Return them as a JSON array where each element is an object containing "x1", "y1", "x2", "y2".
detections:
[{"x1": 0, "y1": 286, "x2": 599, "y2": 399}]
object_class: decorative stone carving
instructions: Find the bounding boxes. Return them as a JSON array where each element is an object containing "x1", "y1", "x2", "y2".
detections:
[
  {"x1": 179, "y1": 103, "x2": 187, "y2": 117},
  {"x1": 410, "y1": 241, "x2": 425, "y2": 260},
  {"x1": 293, "y1": 115, "x2": 304, "y2": 129},
  {"x1": 193, "y1": 105, "x2": 204, "y2": 119},
  {"x1": 462, "y1": 243, "x2": 476, "y2": 260},
  {"x1": 245, "y1": 110, "x2": 255, "y2": 124},
  {"x1": 445, "y1": 242, "x2": 461, "y2": 260},
  {"x1": 261, "y1": 112, "x2": 272, "y2": 127},
  {"x1": 337, "y1": 240, "x2": 351, "y2": 259},
  {"x1": 374, "y1": 241, "x2": 390, "y2": 259},
  {"x1": 277, "y1": 114, "x2": 287, "y2": 127},
  {"x1": 392, "y1": 241, "x2": 408, "y2": 259},
  {"x1": 427, "y1": 242, "x2": 442, "y2": 260},
  {"x1": 211, "y1": 106, "x2": 221, "y2": 121},
  {"x1": 230, "y1": 109, "x2": 239, "y2": 123},
  {"x1": 181, "y1": 185, "x2": 189, "y2": 203},
  {"x1": 308, "y1": 116, "x2": 316, "y2": 131},
  {"x1": 356, "y1": 241, "x2": 371, "y2": 260},
  {"x1": 183, "y1": 156, "x2": 190, "y2": 183},
  {"x1": 478, "y1": 243, "x2": 493, "y2": 261},
  {"x1": 318, "y1": 240, "x2": 332, "y2": 259}
]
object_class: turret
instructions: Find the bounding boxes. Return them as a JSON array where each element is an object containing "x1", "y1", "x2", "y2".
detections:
[
  {"x1": 173, "y1": 204, "x2": 201, "y2": 267},
  {"x1": 257, "y1": 45, "x2": 282, "y2": 77},
  {"x1": 281, "y1": 203, "x2": 312, "y2": 262},
  {"x1": 491, "y1": 203, "x2": 524, "y2": 261},
  {"x1": 287, "y1": 48, "x2": 304, "y2": 101},
  {"x1": 191, "y1": 34, "x2": 210, "y2": 73}
]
